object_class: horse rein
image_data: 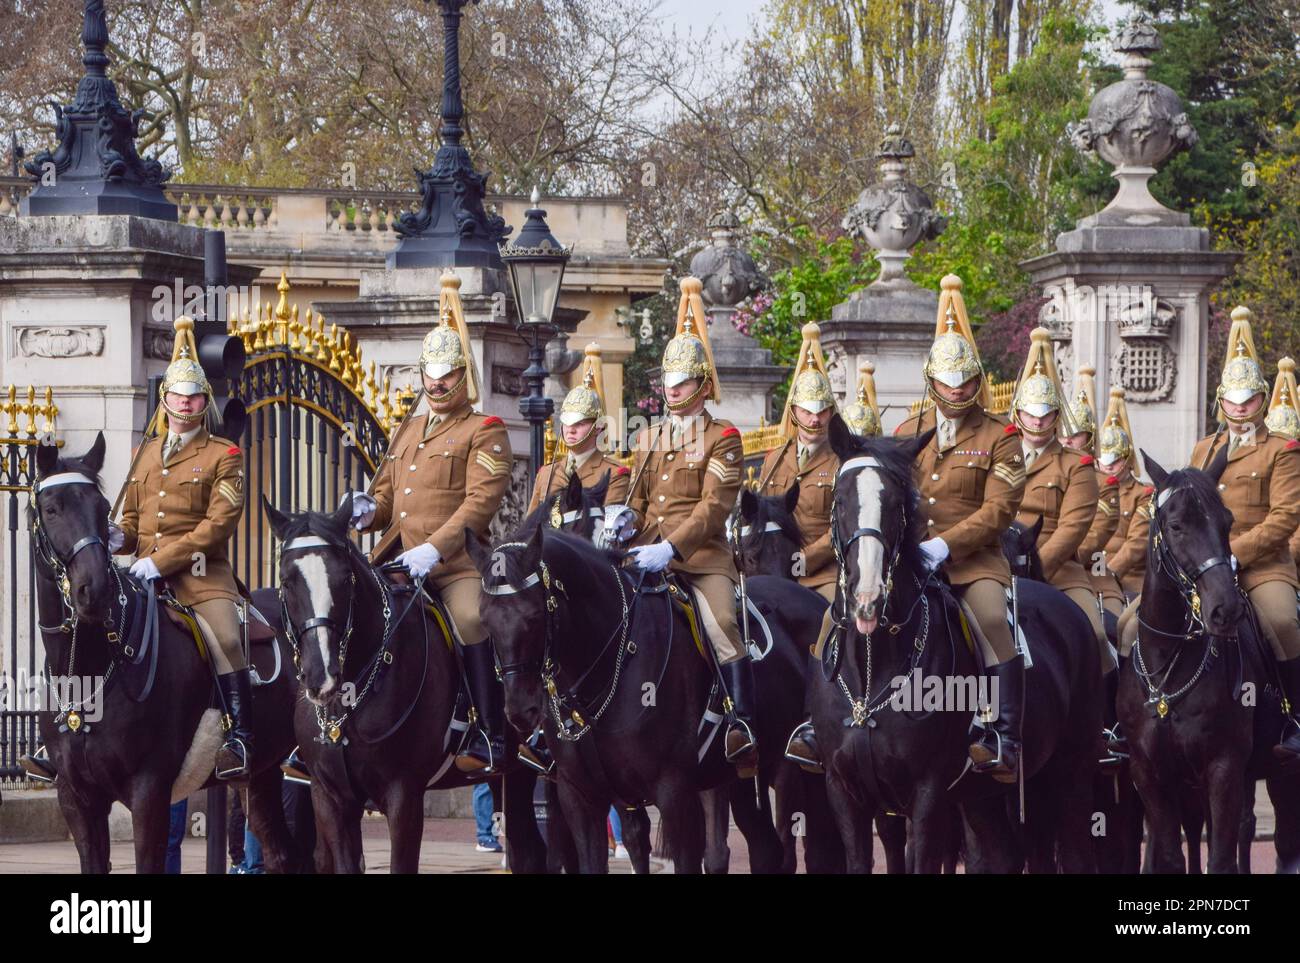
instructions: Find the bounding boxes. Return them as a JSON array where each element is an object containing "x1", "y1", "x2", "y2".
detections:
[{"x1": 1133, "y1": 484, "x2": 1236, "y2": 718}]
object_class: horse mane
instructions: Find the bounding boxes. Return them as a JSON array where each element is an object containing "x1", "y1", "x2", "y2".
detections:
[
  {"x1": 40, "y1": 452, "x2": 107, "y2": 497},
  {"x1": 492, "y1": 513, "x2": 624, "y2": 592},
  {"x1": 1161, "y1": 466, "x2": 1228, "y2": 515},
  {"x1": 838, "y1": 434, "x2": 927, "y2": 576}
]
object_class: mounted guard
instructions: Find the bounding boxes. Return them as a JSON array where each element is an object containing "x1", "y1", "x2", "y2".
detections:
[
  {"x1": 347, "y1": 272, "x2": 513, "y2": 773},
  {"x1": 894, "y1": 274, "x2": 1027, "y2": 782},
  {"x1": 526, "y1": 342, "x2": 630, "y2": 520},
  {"x1": 608, "y1": 276, "x2": 756, "y2": 774},
  {"x1": 1009, "y1": 329, "x2": 1108, "y2": 677},
  {"x1": 1264, "y1": 357, "x2": 1300, "y2": 565}
]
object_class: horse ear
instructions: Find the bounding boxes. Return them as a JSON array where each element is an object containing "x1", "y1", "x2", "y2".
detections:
[
  {"x1": 828, "y1": 413, "x2": 857, "y2": 461},
  {"x1": 35, "y1": 437, "x2": 60, "y2": 478},
  {"x1": 81, "y1": 432, "x2": 106, "y2": 474},
  {"x1": 521, "y1": 514, "x2": 544, "y2": 571},
  {"x1": 262, "y1": 494, "x2": 291, "y2": 538},
  {"x1": 1204, "y1": 443, "x2": 1230, "y2": 484},
  {"x1": 1142, "y1": 449, "x2": 1169, "y2": 490},
  {"x1": 563, "y1": 469, "x2": 583, "y2": 508},
  {"x1": 739, "y1": 487, "x2": 758, "y2": 521},
  {"x1": 784, "y1": 480, "x2": 801, "y2": 515},
  {"x1": 897, "y1": 427, "x2": 936, "y2": 464},
  {"x1": 464, "y1": 526, "x2": 493, "y2": 575},
  {"x1": 1028, "y1": 514, "x2": 1044, "y2": 542},
  {"x1": 333, "y1": 492, "x2": 354, "y2": 529}
]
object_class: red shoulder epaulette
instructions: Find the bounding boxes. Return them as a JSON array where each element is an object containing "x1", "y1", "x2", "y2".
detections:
[
  {"x1": 616, "y1": 466, "x2": 629, "y2": 475},
  {"x1": 227, "y1": 446, "x2": 240, "y2": 455},
  {"x1": 1079, "y1": 454, "x2": 1094, "y2": 466},
  {"x1": 482, "y1": 415, "x2": 504, "y2": 428},
  {"x1": 1004, "y1": 423, "x2": 1019, "y2": 435},
  {"x1": 722, "y1": 426, "x2": 740, "y2": 438},
  {"x1": 1287, "y1": 439, "x2": 1300, "y2": 451},
  {"x1": 1105, "y1": 474, "x2": 1118, "y2": 486},
  {"x1": 1144, "y1": 485, "x2": 1155, "y2": 495}
]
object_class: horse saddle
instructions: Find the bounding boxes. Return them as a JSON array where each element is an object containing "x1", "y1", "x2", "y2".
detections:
[{"x1": 635, "y1": 573, "x2": 709, "y2": 662}]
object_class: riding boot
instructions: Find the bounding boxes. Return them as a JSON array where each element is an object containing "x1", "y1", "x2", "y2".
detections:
[
  {"x1": 1273, "y1": 654, "x2": 1300, "y2": 761},
  {"x1": 215, "y1": 669, "x2": 255, "y2": 780},
  {"x1": 517, "y1": 727, "x2": 555, "y2": 777},
  {"x1": 19, "y1": 745, "x2": 56, "y2": 783},
  {"x1": 784, "y1": 720, "x2": 823, "y2": 775},
  {"x1": 1103, "y1": 655, "x2": 1130, "y2": 764},
  {"x1": 969, "y1": 656, "x2": 1024, "y2": 784},
  {"x1": 456, "y1": 642, "x2": 506, "y2": 774},
  {"x1": 720, "y1": 655, "x2": 759, "y2": 777}
]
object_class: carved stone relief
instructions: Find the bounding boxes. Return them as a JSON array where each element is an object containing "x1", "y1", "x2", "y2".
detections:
[{"x1": 14, "y1": 325, "x2": 106, "y2": 359}]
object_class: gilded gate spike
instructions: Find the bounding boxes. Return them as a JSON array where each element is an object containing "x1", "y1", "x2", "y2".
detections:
[
  {"x1": 24, "y1": 385, "x2": 36, "y2": 435},
  {"x1": 289, "y1": 303, "x2": 301, "y2": 351}
]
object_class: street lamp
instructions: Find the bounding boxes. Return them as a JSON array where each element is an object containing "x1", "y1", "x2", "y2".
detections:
[{"x1": 499, "y1": 188, "x2": 573, "y2": 494}]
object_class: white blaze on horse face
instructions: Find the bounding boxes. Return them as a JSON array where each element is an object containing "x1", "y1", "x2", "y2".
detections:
[
  {"x1": 853, "y1": 468, "x2": 886, "y2": 634},
  {"x1": 292, "y1": 553, "x2": 336, "y2": 698}
]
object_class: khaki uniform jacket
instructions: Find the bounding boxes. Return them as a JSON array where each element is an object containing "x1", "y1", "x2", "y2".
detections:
[
  {"x1": 757, "y1": 438, "x2": 837, "y2": 590},
  {"x1": 526, "y1": 450, "x2": 631, "y2": 516},
  {"x1": 1191, "y1": 426, "x2": 1300, "y2": 591},
  {"x1": 369, "y1": 401, "x2": 512, "y2": 586},
  {"x1": 1016, "y1": 439, "x2": 1097, "y2": 593},
  {"x1": 1103, "y1": 474, "x2": 1152, "y2": 598},
  {"x1": 118, "y1": 429, "x2": 244, "y2": 605},
  {"x1": 894, "y1": 407, "x2": 1024, "y2": 588},
  {"x1": 1079, "y1": 472, "x2": 1120, "y2": 579},
  {"x1": 627, "y1": 410, "x2": 743, "y2": 579}
]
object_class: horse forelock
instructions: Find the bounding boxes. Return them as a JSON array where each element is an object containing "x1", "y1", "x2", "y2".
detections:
[
  {"x1": 751, "y1": 492, "x2": 802, "y2": 548},
  {"x1": 1159, "y1": 467, "x2": 1230, "y2": 524}
]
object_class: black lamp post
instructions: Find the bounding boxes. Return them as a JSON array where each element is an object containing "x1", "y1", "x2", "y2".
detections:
[{"x1": 500, "y1": 189, "x2": 572, "y2": 495}]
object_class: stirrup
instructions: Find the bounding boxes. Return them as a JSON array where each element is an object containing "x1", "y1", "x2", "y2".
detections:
[
  {"x1": 454, "y1": 725, "x2": 500, "y2": 774},
  {"x1": 281, "y1": 746, "x2": 311, "y2": 785},
  {"x1": 969, "y1": 729, "x2": 1017, "y2": 782},
  {"x1": 1100, "y1": 725, "x2": 1129, "y2": 767},
  {"x1": 19, "y1": 747, "x2": 55, "y2": 784},
  {"x1": 517, "y1": 729, "x2": 555, "y2": 777},
  {"x1": 215, "y1": 737, "x2": 251, "y2": 780},
  {"x1": 783, "y1": 725, "x2": 824, "y2": 776}
]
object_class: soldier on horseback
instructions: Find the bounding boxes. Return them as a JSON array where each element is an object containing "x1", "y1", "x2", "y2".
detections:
[
  {"x1": 841, "y1": 360, "x2": 884, "y2": 438},
  {"x1": 519, "y1": 342, "x2": 629, "y2": 774},
  {"x1": 1009, "y1": 329, "x2": 1109, "y2": 679},
  {"x1": 894, "y1": 275, "x2": 1028, "y2": 782},
  {"x1": 608, "y1": 276, "x2": 756, "y2": 775},
  {"x1": 747, "y1": 322, "x2": 850, "y2": 771},
  {"x1": 1065, "y1": 368, "x2": 1120, "y2": 616},
  {"x1": 24, "y1": 317, "x2": 255, "y2": 782},
  {"x1": 347, "y1": 274, "x2": 513, "y2": 773},
  {"x1": 1095, "y1": 388, "x2": 1151, "y2": 616},
  {"x1": 526, "y1": 342, "x2": 630, "y2": 519},
  {"x1": 1262, "y1": 357, "x2": 1300, "y2": 566}
]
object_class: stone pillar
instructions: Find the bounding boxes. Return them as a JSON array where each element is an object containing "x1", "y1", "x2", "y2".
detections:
[
  {"x1": 1020, "y1": 13, "x2": 1239, "y2": 471},
  {"x1": 822, "y1": 125, "x2": 947, "y2": 433},
  {"x1": 687, "y1": 211, "x2": 781, "y2": 432}
]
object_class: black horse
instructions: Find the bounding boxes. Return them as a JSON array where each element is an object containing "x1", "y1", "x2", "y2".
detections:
[
  {"x1": 266, "y1": 495, "x2": 548, "y2": 874},
  {"x1": 469, "y1": 511, "x2": 825, "y2": 873},
  {"x1": 30, "y1": 433, "x2": 300, "y2": 873},
  {"x1": 812, "y1": 418, "x2": 1103, "y2": 873},
  {"x1": 1119, "y1": 452, "x2": 1300, "y2": 873}
]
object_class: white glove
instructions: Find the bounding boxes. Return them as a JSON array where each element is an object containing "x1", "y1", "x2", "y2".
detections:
[
  {"x1": 130, "y1": 557, "x2": 161, "y2": 582},
  {"x1": 344, "y1": 491, "x2": 377, "y2": 531},
  {"x1": 604, "y1": 505, "x2": 638, "y2": 544},
  {"x1": 918, "y1": 537, "x2": 949, "y2": 572},
  {"x1": 397, "y1": 543, "x2": 441, "y2": 579},
  {"x1": 630, "y1": 542, "x2": 675, "y2": 573},
  {"x1": 1230, "y1": 554, "x2": 1239, "y2": 573},
  {"x1": 107, "y1": 522, "x2": 125, "y2": 554}
]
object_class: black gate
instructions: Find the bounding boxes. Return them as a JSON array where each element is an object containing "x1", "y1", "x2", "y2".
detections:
[{"x1": 229, "y1": 276, "x2": 415, "y2": 590}]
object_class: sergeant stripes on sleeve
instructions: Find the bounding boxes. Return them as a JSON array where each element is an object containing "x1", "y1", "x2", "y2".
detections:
[
  {"x1": 991, "y1": 462, "x2": 1025, "y2": 488},
  {"x1": 475, "y1": 451, "x2": 510, "y2": 477},
  {"x1": 707, "y1": 457, "x2": 740, "y2": 484}
]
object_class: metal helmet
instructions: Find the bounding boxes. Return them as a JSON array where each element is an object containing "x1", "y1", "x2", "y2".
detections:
[
  {"x1": 1068, "y1": 364, "x2": 1098, "y2": 440},
  {"x1": 842, "y1": 360, "x2": 882, "y2": 436},
  {"x1": 781, "y1": 322, "x2": 836, "y2": 437},
  {"x1": 418, "y1": 272, "x2": 480, "y2": 407},
  {"x1": 923, "y1": 275, "x2": 990, "y2": 409},
  {"x1": 559, "y1": 342, "x2": 607, "y2": 427},
  {"x1": 1098, "y1": 386, "x2": 1139, "y2": 474},
  {"x1": 152, "y1": 316, "x2": 218, "y2": 434},
  {"x1": 1217, "y1": 306, "x2": 1269, "y2": 409},
  {"x1": 1266, "y1": 356, "x2": 1300, "y2": 440},
  {"x1": 661, "y1": 276, "x2": 720, "y2": 408},
  {"x1": 1011, "y1": 327, "x2": 1078, "y2": 436}
]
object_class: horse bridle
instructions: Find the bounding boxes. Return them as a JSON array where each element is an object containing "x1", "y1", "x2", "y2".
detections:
[
  {"x1": 830, "y1": 456, "x2": 913, "y2": 635},
  {"x1": 31, "y1": 473, "x2": 113, "y2": 632},
  {"x1": 1145, "y1": 485, "x2": 1234, "y2": 634}
]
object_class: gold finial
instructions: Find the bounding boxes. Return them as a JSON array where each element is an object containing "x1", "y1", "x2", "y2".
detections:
[
  {"x1": 544, "y1": 418, "x2": 558, "y2": 465},
  {"x1": 24, "y1": 385, "x2": 36, "y2": 435},
  {"x1": 6, "y1": 385, "x2": 17, "y2": 435}
]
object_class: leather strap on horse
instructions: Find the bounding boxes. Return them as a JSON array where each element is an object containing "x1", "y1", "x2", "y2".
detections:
[{"x1": 638, "y1": 575, "x2": 707, "y2": 661}]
